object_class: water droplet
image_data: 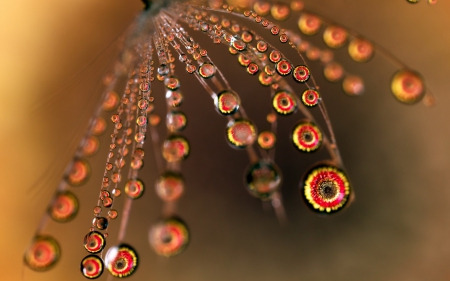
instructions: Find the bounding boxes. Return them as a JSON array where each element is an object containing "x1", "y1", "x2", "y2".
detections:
[
  {"x1": 348, "y1": 38, "x2": 374, "y2": 62},
  {"x1": 275, "y1": 59, "x2": 293, "y2": 76},
  {"x1": 343, "y1": 75, "x2": 365, "y2": 96},
  {"x1": 391, "y1": 69, "x2": 425, "y2": 104},
  {"x1": 66, "y1": 158, "x2": 90, "y2": 186},
  {"x1": 302, "y1": 165, "x2": 351, "y2": 214},
  {"x1": 162, "y1": 135, "x2": 190, "y2": 162},
  {"x1": 246, "y1": 62, "x2": 259, "y2": 75},
  {"x1": 428, "y1": 0, "x2": 437, "y2": 5},
  {"x1": 166, "y1": 111, "x2": 187, "y2": 132},
  {"x1": 166, "y1": 90, "x2": 183, "y2": 107},
  {"x1": 256, "y1": 41, "x2": 268, "y2": 53},
  {"x1": 94, "y1": 217, "x2": 108, "y2": 230},
  {"x1": 131, "y1": 157, "x2": 144, "y2": 170},
  {"x1": 238, "y1": 54, "x2": 251, "y2": 67},
  {"x1": 290, "y1": 0, "x2": 304, "y2": 11},
  {"x1": 298, "y1": 13, "x2": 321, "y2": 35},
  {"x1": 149, "y1": 217, "x2": 189, "y2": 257},
  {"x1": 324, "y1": 62, "x2": 344, "y2": 82},
  {"x1": 407, "y1": 0, "x2": 420, "y2": 3},
  {"x1": 241, "y1": 31, "x2": 253, "y2": 43},
  {"x1": 124, "y1": 179, "x2": 145, "y2": 199},
  {"x1": 108, "y1": 209, "x2": 118, "y2": 219},
  {"x1": 82, "y1": 136, "x2": 99, "y2": 157},
  {"x1": 214, "y1": 90, "x2": 240, "y2": 115},
  {"x1": 301, "y1": 89, "x2": 320, "y2": 107},
  {"x1": 80, "y1": 254, "x2": 104, "y2": 279},
  {"x1": 292, "y1": 65, "x2": 310, "y2": 83},
  {"x1": 257, "y1": 131, "x2": 276, "y2": 149},
  {"x1": 198, "y1": 62, "x2": 216, "y2": 79},
  {"x1": 269, "y1": 50, "x2": 282, "y2": 63},
  {"x1": 226, "y1": 119, "x2": 257, "y2": 148},
  {"x1": 271, "y1": 2, "x2": 291, "y2": 21},
  {"x1": 24, "y1": 235, "x2": 60, "y2": 271},
  {"x1": 102, "y1": 91, "x2": 120, "y2": 111},
  {"x1": 323, "y1": 25, "x2": 348, "y2": 48},
  {"x1": 91, "y1": 117, "x2": 107, "y2": 136},
  {"x1": 245, "y1": 161, "x2": 281, "y2": 199},
  {"x1": 292, "y1": 121, "x2": 322, "y2": 152},
  {"x1": 164, "y1": 76, "x2": 180, "y2": 90},
  {"x1": 156, "y1": 172, "x2": 184, "y2": 202},
  {"x1": 136, "y1": 116, "x2": 147, "y2": 126},
  {"x1": 253, "y1": 0, "x2": 271, "y2": 16},
  {"x1": 112, "y1": 188, "x2": 121, "y2": 197},
  {"x1": 105, "y1": 244, "x2": 138, "y2": 278},
  {"x1": 272, "y1": 90, "x2": 297, "y2": 115},
  {"x1": 83, "y1": 231, "x2": 106, "y2": 254},
  {"x1": 258, "y1": 72, "x2": 273, "y2": 86},
  {"x1": 48, "y1": 191, "x2": 79, "y2": 222},
  {"x1": 102, "y1": 197, "x2": 113, "y2": 208}
]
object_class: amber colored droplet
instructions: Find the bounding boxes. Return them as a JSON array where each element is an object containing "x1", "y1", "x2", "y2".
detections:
[
  {"x1": 342, "y1": 75, "x2": 365, "y2": 96},
  {"x1": 290, "y1": 0, "x2": 304, "y2": 11},
  {"x1": 257, "y1": 131, "x2": 276, "y2": 149},
  {"x1": 150, "y1": 114, "x2": 161, "y2": 126},
  {"x1": 298, "y1": 13, "x2": 321, "y2": 35},
  {"x1": 267, "y1": 113, "x2": 277, "y2": 123},
  {"x1": 390, "y1": 69, "x2": 425, "y2": 104},
  {"x1": 323, "y1": 62, "x2": 344, "y2": 82},
  {"x1": 323, "y1": 25, "x2": 348, "y2": 49},
  {"x1": 271, "y1": 2, "x2": 291, "y2": 21},
  {"x1": 348, "y1": 38, "x2": 374, "y2": 62}
]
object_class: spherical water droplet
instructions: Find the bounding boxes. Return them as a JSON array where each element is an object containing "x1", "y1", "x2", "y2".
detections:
[
  {"x1": 83, "y1": 231, "x2": 106, "y2": 254},
  {"x1": 275, "y1": 59, "x2": 293, "y2": 76},
  {"x1": 226, "y1": 119, "x2": 257, "y2": 148},
  {"x1": 253, "y1": 0, "x2": 271, "y2": 16},
  {"x1": 198, "y1": 62, "x2": 216, "y2": 79},
  {"x1": 406, "y1": 0, "x2": 420, "y2": 3},
  {"x1": 324, "y1": 62, "x2": 344, "y2": 82},
  {"x1": 258, "y1": 72, "x2": 273, "y2": 86},
  {"x1": 149, "y1": 217, "x2": 189, "y2": 257},
  {"x1": 102, "y1": 91, "x2": 120, "y2": 111},
  {"x1": 428, "y1": 0, "x2": 437, "y2": 5},
  {"x1": 108, "y1": 209, "x2": 118, "y2": 219},
  {"x1": 238, "y1": 54, "x2": 251, "y2": 67},
  {"x1": 348, "y1": 38, "x2": 374, "y2": 62},
  {"x1": 301, "y1": 89, "x2": 320, "y2": 107},
  {"x1": 272, "y1": 90, "x2": 297, "y2": 115},
  {"x1": 166, "y1": 111, "x2": 187, "y2": 132},
  {"x1": 292, "y1": 65, "x2": 310, "y2": 83},
  {"x1": 391, "y1": 69, "x2": 425, "y2": 104},
  {"x1": 136, "y1": 116, "x2": 147, "y2": 126},
  {"x1": 245, "y1": 161, "x2": 281, "y2": 199},
  {"x1": 94, "y1": 217, "x2": 108, "y2": 230},
  {"x1": 112, "y1": 188, "x2": 121, "y2": 197},
  {"x1": 290, "y1": 0, "x2": 304, "y2": 11},
  {"x1": 82, "y1": 136, "x2": 99, "y2": 157},
  {"x1": 323, "y1": 25, "x2": 348, "y2": 49},
  {"x1": 298, "y1": 13, "x2": 321, "y2": 35},
  {"x1": 241, "y1": 31, "x2": 253, "y2": 43},
  {"x1": 166, "y1": 90, "x2": 183, "y2": 107},
  {"x1": 105, "y1": 244, "x2": 138, "y2": 278},
  {"x1": 48, "y1": 191, "x2": 79, "y2": 222},
  {"x1": 102, "y1": 197, "x2": 113, "y2": 208},
  {"x1": 215, "y1": 90, "x2": 240, "y2": 115},
  {"x1": 302, "y1": 164, "x2": 351, "y2": 214},
  {"x1": 269, "y1": 50, "x2": 282, "y2": 63},
  {"x1": 246, "y1": 63, "x2": 259, "y2": 75},
  {"x1": 292, "y1": 121, "x2": 322, "y2": 152},
  {"x1": 164, "y1": 76, "x2": 180, "y2": 90},
  {"x1": 93, "y1": 206, "x2": 102, "y2": 215},
  {"x1": 256, "y1": 41, "x2": 268, "y2": 53},
  {"x1": 343, "y1": 75, "x2": 365, "y2": 96},
  {"x1": 156, "y1": 172, "x2": 184, "y2": 202},
  {"x1": 131, "y1": 158, "x2": 144, "y2": 170},
  {"x1": 271, "y1": 2, "x2": 290, "y2": 21},
  {"x1": 125, "y1": 179, "x2": 145, "y2": 199},
  {"x1": 80, "y1": 254, "x2": 104, "y2": 279},
  {"x1": 91, "y1": 117, "x2": 107, "y2": 136},
  {"x1": 162, "y1": 135, "x2": 190, "y2": 162},
  {"x1": 157, "y1": 64, "x2": 170, "y2": 76},
  {"x1": 25, "y1": 235, "x2": 60, "y2": 271},
  {"x1": 66, "y1": 158, "x2": 90, "y2": 186},
  {"x1": 257, "y1": 131, "x2": 276, "y2": 150}
]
